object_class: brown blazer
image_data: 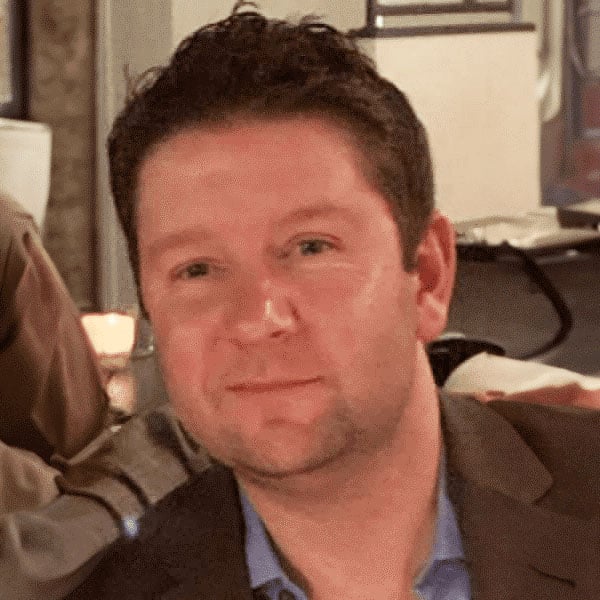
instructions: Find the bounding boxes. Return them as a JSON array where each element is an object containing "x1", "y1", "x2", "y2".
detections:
[
  {"x1": 0, "y1": 194, "x2": 109, "y2": 460},
  {"x1": 70, "y1": 394, "x2": 600, "y2": 599}
]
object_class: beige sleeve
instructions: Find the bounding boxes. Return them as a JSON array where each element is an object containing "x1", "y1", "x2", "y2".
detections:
[
  {"x1": 0, "y1": 494, "x2": 119, "y2": 600},
  {"x1": 0, "y1": 439, "x2": 117, "y2": 599},
  {"x1": 2, "y1": 407, "x2": 205, "y2": 599},
  {"x1": 0, "y1": 441, "x2": 60, "y2": 514}
]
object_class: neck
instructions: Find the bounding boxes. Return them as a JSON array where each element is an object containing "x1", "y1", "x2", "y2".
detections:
[{"x1": 238, "y1": 346, "x2": 442, "y2": 599}]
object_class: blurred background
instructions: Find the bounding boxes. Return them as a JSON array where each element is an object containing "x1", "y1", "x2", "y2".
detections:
[{"x1": 2, "y1": 1, "x2": 600, "y2": 412}]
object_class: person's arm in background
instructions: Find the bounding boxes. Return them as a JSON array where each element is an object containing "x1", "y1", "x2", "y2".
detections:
[
  {"x1": 473, "y1": 383, "x2": 600, "y2": 408},
  {"x1": 0, "y1": 193, "x2": 110, "y2": 462},
  {"x1": 0, "y1": 493, "x2": 118, "y2": 600},
  {"x1": 2, "y1": 405, "x2": 203, "y2": 600},
  {"x1": 0, "y1": 442, "x2": 59, "y2": 513}
]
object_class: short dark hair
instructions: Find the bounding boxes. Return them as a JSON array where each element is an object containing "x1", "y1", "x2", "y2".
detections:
[{"x1": 108, "y1": 3, "x2": 434, "y2": 292}]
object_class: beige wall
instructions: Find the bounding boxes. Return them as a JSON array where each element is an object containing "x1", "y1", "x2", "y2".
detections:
[{"x1": 362, "y1": 29, "x2": 540, "y2": 222}]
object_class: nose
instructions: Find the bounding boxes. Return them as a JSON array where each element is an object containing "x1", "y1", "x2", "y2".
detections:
[{"x1": 228, "y1": 275, "x2": 298, "y2": 344}]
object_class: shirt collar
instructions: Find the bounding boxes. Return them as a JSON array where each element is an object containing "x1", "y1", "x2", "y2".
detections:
[
  {"x1": 415, "y1": 451, "x2": 465, "y2": 589},
  {"x1": 431, "y1": 451, "x2": 465, "y2": 562},
  {"x1": 240, "y1": 490, "x2": 283, "y2": 589}
]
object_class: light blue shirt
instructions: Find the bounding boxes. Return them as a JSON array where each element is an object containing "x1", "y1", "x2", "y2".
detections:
[{"x1": 241, "y1": 457, "x2": 471, "y2": 600}]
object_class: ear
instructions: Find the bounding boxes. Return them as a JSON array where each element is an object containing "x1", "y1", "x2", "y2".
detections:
[{"x1": 414, "y1": 210, "x2": 456, "y2": 342}]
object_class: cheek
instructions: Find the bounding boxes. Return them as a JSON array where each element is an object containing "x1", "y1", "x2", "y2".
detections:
[
  {"x1": 309, "y1": 262, "x2": 412, "y2": 338},
  {"x1": 143, "y1": 275, "x2": 224, "y2": 380},
  {"x1": 151, "y1": 309, "x2": 223, "y2": 398},
  {"x1": 307, "y1": 266, "x2": 417, "y2": 377},
  {"x1": 350, "y1": 262, "x2": 397, "y2": 319},
  {"x1": 156, "y1": 321, "x2": 205, "y2": 390}
]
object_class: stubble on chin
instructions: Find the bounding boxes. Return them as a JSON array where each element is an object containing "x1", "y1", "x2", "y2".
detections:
[
  {"x1": 214, "y1": 407, "x2": 360, "y2": 483},
  {"x1": 177, "y1": 380, "x2": 408, "y2": 491}
]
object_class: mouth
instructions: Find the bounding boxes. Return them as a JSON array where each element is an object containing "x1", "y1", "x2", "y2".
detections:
[{"x1": 226, "y1": 377, "x2": 320, "y2": 394}]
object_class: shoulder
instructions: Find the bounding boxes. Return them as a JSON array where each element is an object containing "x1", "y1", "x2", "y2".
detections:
[
  {"x1": 485, "y1": 398, "x2": 600, "y2": 497},
  {"x1": 442, "y1": 393, "x2": 600, "y2": 515},
  {"x1": 0, "y1": 194, "x2": 34, "y2": 262},
  {"x1": 484, "y1": 396, "x2": 600, "y2": 453},
  {"x1": 68, "y1": 462, "x2": 245, "y2": 599},
  {"x1": 442, "y1": 391, "x2": 600, "y2": 451}
]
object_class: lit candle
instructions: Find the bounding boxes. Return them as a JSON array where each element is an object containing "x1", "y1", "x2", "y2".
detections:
[{"x1": 81, "y1": 312, "x2": 136, "y2": 370}]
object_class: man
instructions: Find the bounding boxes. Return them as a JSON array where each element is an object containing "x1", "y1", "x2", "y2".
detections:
[{"x1": 68, "y1": 5, "x2": 600, "y2": 600}]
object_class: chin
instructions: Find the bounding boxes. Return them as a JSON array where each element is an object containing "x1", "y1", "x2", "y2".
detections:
[
  {"x1": 232, "y1": 452, "x2": 340, "y2": 482},
  {"x1": 222, "y1": 421, "x2": 356, "y2": 482}
]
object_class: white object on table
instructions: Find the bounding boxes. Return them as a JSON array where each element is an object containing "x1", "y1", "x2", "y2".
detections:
[{"x1": 444, "y1": 352, "x2": 600, "y2": 395}]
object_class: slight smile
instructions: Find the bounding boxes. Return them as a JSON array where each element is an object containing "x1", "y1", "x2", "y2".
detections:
[{"x1": 227, "y1": 378, "x2": 321, "y2": 393}]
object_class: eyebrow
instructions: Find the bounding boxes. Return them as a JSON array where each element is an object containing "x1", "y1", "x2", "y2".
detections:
[
  {"x1": 142, "y1": 227, "x2": 214, "y2": 262},
  {"x1": 277, "y1": 202, "x2": 358, "y2": 227}
]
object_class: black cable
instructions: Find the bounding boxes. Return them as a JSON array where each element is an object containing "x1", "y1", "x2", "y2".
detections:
[{"x1": 496, "y1": 242, "x2": 573, "y2": 359}]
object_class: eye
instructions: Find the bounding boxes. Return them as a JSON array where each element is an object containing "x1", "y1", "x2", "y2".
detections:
[
  {"x1": 298, "y1": 239, "x2": 335, "y2": 256},
  {"x1": 176, "y1": 262, "x2": 210, "y2": 280}
]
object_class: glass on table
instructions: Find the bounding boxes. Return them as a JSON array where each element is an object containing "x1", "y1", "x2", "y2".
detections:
[{"x1": 80, "y1": 311, "x2": 137, "y2": 414}]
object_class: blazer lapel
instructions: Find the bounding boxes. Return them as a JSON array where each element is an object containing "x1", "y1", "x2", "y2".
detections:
[
  {"x1": 457, "y1": 481, "x2": 599, "y2": 599},
  {"x1": 441, "y1": 394, "x2": 600, "y2": 599}
]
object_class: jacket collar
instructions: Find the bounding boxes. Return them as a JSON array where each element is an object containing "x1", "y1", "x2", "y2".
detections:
[{"x1": 440, "y1": 392, "x2": 552, "y2": 502}]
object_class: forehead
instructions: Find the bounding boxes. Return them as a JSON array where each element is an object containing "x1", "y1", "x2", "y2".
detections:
[
  {"x1": 141, "y1": 116, "x2": 366, "y2": 181},
  {"x1": 136, "y1": 116, "x2": 394, "y2": 239}
]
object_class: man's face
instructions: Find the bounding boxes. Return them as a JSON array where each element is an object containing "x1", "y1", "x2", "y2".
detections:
[{"x1": 137, "y1": 117, "x2": 450, "y2": 478}]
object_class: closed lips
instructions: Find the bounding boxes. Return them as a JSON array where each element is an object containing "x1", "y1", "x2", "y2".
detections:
[{"x1": 227, "y1": 378, "x2": 320, "y2": 393}]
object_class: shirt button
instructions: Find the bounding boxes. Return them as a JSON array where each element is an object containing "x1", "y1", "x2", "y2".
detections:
[{"x1": 279, "y1": 591, "x2": 297, "y2": 600}]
